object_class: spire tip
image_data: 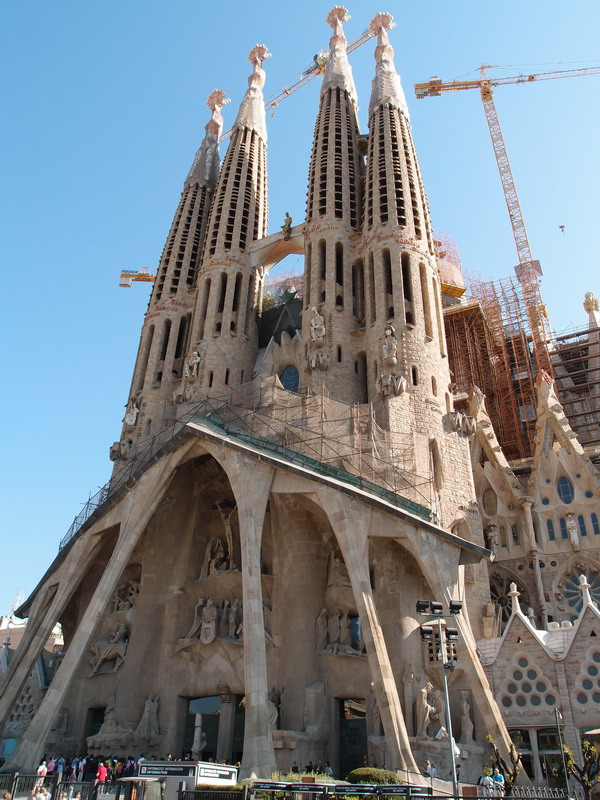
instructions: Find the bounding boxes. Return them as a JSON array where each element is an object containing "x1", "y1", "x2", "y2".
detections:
[
  {"x1": 369, "y1": 11, "x2": 395, "y2": 35},
  {"x1": 206, "y1": 89, "x2": 230, "y2": 113},
  {"x1": 326, "y1": 6, "x2": 350, "y2": 33}
]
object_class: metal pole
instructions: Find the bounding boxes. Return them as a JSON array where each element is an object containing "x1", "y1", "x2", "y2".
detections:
[
  {"x1": 555, "y1": 708, "x2": 569, "y2": 794},
  {"x1": 438, "y1": 618, "x2": 459, "y2": 798}
]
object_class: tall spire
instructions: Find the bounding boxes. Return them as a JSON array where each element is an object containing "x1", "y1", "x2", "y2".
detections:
[
  {"x1": 112, "y1": 91, "x2": 229, "y2": 459},
  {"x1": 233, "y1": 44, "x2": 271, "y2": 141},
  {"x1": 368, "y1": 12, "x2": 409, "y2": 119},
  {"x1": 184, "y1": 46, "x2": 271, "y2": 397},
  {"x1": 322, "y1": 6, "x2": 358, "y2": 105},
  {"x1": 186, "y1": 90, "x2": 230, "y2": 187}
]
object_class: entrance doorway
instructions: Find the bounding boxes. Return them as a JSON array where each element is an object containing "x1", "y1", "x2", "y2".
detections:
[
  {"x1": 182, "y1": 695, "x2": 244, "y2": 764},
  {"x1": 338, "y1": 698, "x2": 367, "y2": 779}
]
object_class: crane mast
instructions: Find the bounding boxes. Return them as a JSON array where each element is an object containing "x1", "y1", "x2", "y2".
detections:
[
  {"x1": 414, "y1": 64, "x2": 600, "y2": 376},
  {"x1": 478, "y1": 74, "x2": 553, "y2": 374}
]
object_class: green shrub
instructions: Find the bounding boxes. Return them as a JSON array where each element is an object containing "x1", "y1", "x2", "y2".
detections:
[{"x1": 345, "y1": 767, "x2": 401, "y2": 784}]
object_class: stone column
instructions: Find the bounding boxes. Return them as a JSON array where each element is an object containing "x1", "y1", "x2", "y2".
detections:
[
  {"x1": 316, "y1": 487, "x2": 422, "y2": 780},
  {"x1": 520, "y1": 498, "x2": 549, "y2": 628},
  {"x1": 216, "y1": 700, "x2": 236, "y2": 762},
  {"x1": 6, "y1": 444, "x2": 194, "y2": 771},
  {"x1": 207, "y1": 445, "x2": 276, "y2": 778},
  {"x1": 0, "y1": 514, "x2": 122, "y2": 730}
]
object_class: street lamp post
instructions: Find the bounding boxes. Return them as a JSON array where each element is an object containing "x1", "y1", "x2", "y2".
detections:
[
  {"x1": 554, "y1": 708, "x2": 570, "y2": 794},
  {"x1": 417, "y1": 600, "x2": 463, "y2": 799}
]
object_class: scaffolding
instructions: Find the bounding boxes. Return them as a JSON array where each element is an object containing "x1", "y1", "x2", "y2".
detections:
[
  {"x1": 444, "y1": 274, "x2": 541, "y2": 461},
  {"x1": 60, "y1": 383, "x2": 433, "y2": 551},
  {"x1": 552, "y1": 325, "x2": 600, "y2": 450}
]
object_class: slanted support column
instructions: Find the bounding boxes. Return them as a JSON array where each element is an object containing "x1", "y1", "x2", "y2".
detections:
[
  {"x1": 316, "y1": 487, "x2": 422, "y2": 779},
  {"x1": 6, "y1": 444, "x2": 194, "y2": 771},
  {"x1": 208, "y1": 446, "x2": 276, "y2": 778}
]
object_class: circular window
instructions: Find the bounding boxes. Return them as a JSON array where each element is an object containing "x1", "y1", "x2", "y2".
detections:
[
  {"x1": 502, "y1": 697, "x2": 512, "y2": 708},
  {"x1": 588, "y1": 665, "x2": 598, "y2": 677},
  {"x1": 518, "y1": 657, "x2": 528, "y2": 668},
  {"x1": 516, "y1": 696, "x2": 526, "y2": 707},
  {"x1": 557, "y1": 476, "x2": 574, "y2": 504},
  {"x1": 593, "y1": 692, "x2": 600, "y2": 704},
  {"x1": 586, "y1": 491, "x2": 594, "y2": 499},
  {"x1": 536, "y1": 681, "x2": 547, "y2": 692},
  {"x1": 531, "y1": 695, "x2": 541, "y2": 706},
  {"x1": 583, "y1": 678, "x2": 593, "y2": 690},
  {"x1": 541, "y1": 498, "x2": 550, "y2": 505},
  {"x1": 593, "y1": 652, "x2": 600, "y2": 663},
  {"x1": 513, "y1": 670, "x2": 523, "y2": 681},
  {"x1": 577, "y1": 693, "x2": 588, "y2": 704},
  {"x1": 563, "y1": 574, "x2": 600, "y2": 613},
  {"x1": 527, "y1": 669, "x2": 537, "y2": 680},
  {"x1": 507, "y1": 683, "x2": 518, "y2": 695},
  {"x1": 546, "y1": 695, "x2": 556, "y2": 706},
  {"x1": 522, "y1": 682, "x2": 532, "y2": 693}
]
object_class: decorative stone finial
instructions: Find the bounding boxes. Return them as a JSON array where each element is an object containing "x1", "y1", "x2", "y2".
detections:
[
  {"x1": 186, "y1": 90, "x2": 230, "y2": 187},
  {"x1": 322, "y1": 6, "x2": 358, "y2": 103},
  {"x1": 508, "y1": 582, "x2": 522, "y2": 615},
  {"x1": 233, "y1": 45, "x2": 271, "y2": 140},
  {"x1": 368, "y1": 11, "x2": 409, "y2": 119},
  {"x1": 583, "y1": 291, "x2": 600, "y2": 328},
  {"x1": 327, "y1": 6, "x2": 350, "y2": 33},
  {"x1": 579, "y1": 574, "x2": 595, "y2": 608}
]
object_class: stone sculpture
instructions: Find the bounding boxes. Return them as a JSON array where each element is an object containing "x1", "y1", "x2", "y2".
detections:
[
  {"x1": 181, "y1": 598, "x2": 205, "y2": 640},
  {"x1": 89, "y1": 621, "x2": 128, "y2": 674},
  {"x1": 415, "y1": 682, "x2": 435, "y2": 737},
  {"x1": 134, "y1": 693, "x2": 161, "y2": 737},
  {"x1": 310, "y1": 307, "x2": 326, "y2": 346},
  {"x1": 191, "y1": 713, "x2": 207, "y2": 760},
  {"x1": 183, "y1": 351, "x2": 201, "y2": 380},
  {"x1": 124, "y1": 400, "x2": 139, "y2": 427},
  {"x1": 281, "y1": 212, "x2": 292, "y2": 240},
  {"x1": 315, "y1": 607, "x2": 328, "y2": 653},
  {"x1": 382, "y1": 324, "x2": 398, "y2": 366},
  {"x1": 327, "y1": 551, "x2": 351, "y2": 587},
  {"x1": 199, "y1": 598, "x2": 217, "y2": 644},
  {"x1": 459, "y1": 691, "x2": 474, "y2": 743},
  {"x1": 566, "y1": 513, "x2": 580, "y2": 550}
]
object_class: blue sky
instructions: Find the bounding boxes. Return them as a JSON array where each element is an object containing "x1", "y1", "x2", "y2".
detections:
[{"x1": 1, "y1": 1, "x2": 599, "y2": 614}]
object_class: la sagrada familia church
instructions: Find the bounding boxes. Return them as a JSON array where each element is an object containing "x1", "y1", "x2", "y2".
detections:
[{"x1": 2, "y1": 7, "x2": 599, "y2": 786}]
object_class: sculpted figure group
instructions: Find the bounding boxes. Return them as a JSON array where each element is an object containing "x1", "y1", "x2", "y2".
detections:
[{"x1": 315, "y1": 606, "x2": 365, "y2": 656}]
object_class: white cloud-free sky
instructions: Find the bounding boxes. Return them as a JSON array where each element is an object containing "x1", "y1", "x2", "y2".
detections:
[{"x1": 1, "y1": 0, "x2": 598, "y2": 613}]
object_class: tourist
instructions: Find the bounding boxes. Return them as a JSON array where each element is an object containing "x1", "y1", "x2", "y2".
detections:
[
  {"x1": 291, "y1": 761, "x2": 299, "y2": 774},
  {"x1": 491, "y1": 767, "x2": 505, "y2": 795},
  {"x1": 324, "y1": 762, "x2": 333, "y2": 777}
]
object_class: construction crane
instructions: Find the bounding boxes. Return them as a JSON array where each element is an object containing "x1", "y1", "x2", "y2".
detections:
[
  {"x1": 414, "y1": 64, "x2": 600, "y2": 376},
  {"x1": 220, "y1": 26, "x2": 376, "y2": 142}
]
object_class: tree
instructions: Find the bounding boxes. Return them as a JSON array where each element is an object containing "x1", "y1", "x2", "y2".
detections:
[
  {"x1": 486, "y1": 734, "x2": 521, "y2": 796},
  {"x1": 562, "y1": 739, "x2": 600, "y2": 800}
]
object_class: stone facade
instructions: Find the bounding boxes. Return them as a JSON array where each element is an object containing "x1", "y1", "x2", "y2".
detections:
[{"x1": 2, "y1": 6, "x2": 599, "y2": 789}]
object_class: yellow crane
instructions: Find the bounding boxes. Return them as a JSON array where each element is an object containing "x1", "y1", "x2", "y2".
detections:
[{"x1": 414, "y1": 64, "x2": 600, "y2": 375}]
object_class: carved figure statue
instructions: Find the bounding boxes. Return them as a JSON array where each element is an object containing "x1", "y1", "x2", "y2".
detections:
[
  {"x1": 191, "y1": 713, "x2": 207, "y2": 760},
  {"x1": 228, "y1": 598, "x2": 241, "y2": 638},
  {"x1": 382, "y1": 324, "x2": 398, "y2": 366},
  {"x1": 310, "y1": 307, "x2": 326, "y2": 346},
  {"x1": 134, "y1": 693, "x2": 160, "y2": 737},
  {"x1": 215, "y1": 502, "x2": 237, "y2": 569},
  {"x1": 124, "y1": 399, "x2": 139, "y2": 427},
  {"x1": 327, "y1": 551, "x2": 351, "y2": 587},
  {"x1": 182, "y1": 598, "x2": 205, "y2": 640},
  {"x1": 268, "y1": 687, "x2": 280, "y2": 729},
  {"x1": 315, "y1": 607, "x2": 328, "y2": 653},
  {"x1": 89, "y1": 622, "x2": 128, "y2": 674},
  {"x1": 281, "y1": 212, "x2": 292, "y2": 240},
  {"x1": 111, "y1": 579, "x2": 140, "y2": 613},
  {"x1": 199, "y1": 598, "x2": 218, "y2": 644},
  {"x1": 201, "y1": 537, "x2": 228, "y2": 577},
  {"x1": 377, "y1": 373, "x2": 392, "y2": 398},
  {"x1": 459, "y1": 691, "x2": 474, "y2": 743},
  {"x1": 415, "y1": 682, "x2": 435, "y2": 737},
  {"x1": 484, "y1": 524, "x2": 499, "y2": 555},
  {"x1": 339, "y1": 610, "x2": 353, "y2": 652},
  {"x1": 566, "y1": 513, "x2": 580, "y2": 550},
  {"x1": 263, "y1": 602, "x2": 275, "y2": 645},
  {"x1": 184, "y1": 351, "x2": 201, "y2": 380},
  {"x1": 97, "y1": 694, "x2": 128, "y2": 736},
  {"x1": 218, "y1": 600, "x2": 230, "y2": 638},
  {"x1": 430, "y1": 688, "x2": 445, "y2": 729},
  {"x1": 327, "y1": 609, "x2": 342, "y2": 654}
]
